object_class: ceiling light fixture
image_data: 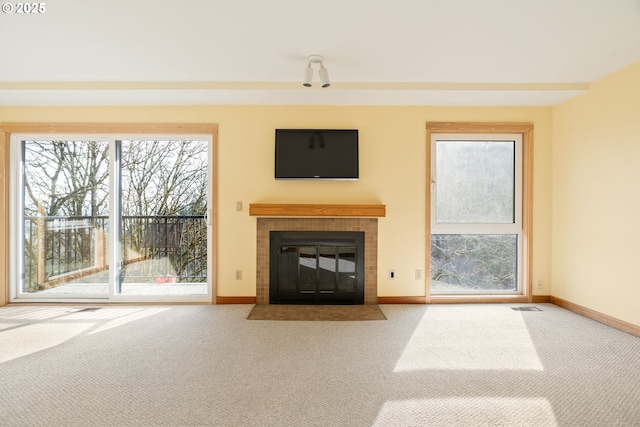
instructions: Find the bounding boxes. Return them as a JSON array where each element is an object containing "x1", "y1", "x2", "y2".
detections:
[
  {"x1": 303, "y1": 54, "x2": 330, "y2": 88},
  {"x1": 303, "y1": 63, "x2": 313, "y2": 87}
]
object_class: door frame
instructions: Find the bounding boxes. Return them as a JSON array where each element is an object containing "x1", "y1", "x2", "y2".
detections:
[
  {"x1": 1, "y1": 123, "x2": 218, "y2": 304},
  {"x1": 426, "y1": 122, "x2": 533, "y2": 303}
]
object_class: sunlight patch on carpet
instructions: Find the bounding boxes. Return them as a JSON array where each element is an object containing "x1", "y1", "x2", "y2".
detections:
[
  {"x1": 0, "y1": 323, "x2": 93, "y2": 364},
  {"x1": 394, "y1": 305, "x2": 544, "y2": 371},
  {"x1": 86, "y1": 307, "x2": 171, "y2": 335},
  {"x1": 373, "y1": 398, "x2": 558, "y2": 426}
]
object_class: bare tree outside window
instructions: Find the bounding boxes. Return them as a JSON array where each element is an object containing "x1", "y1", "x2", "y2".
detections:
[
  {"x1": 23, "y1": 140, "x2": 109, "y2": 291},
  {"x1": 431, "y1": 234, "x2": 517, "y2": 291},
  {"x1": 120, "y1": 140, "x2": 208, "y2": 285},
  {"x1": 21, "y1": 138, "x2": 208, "y2": 293}
]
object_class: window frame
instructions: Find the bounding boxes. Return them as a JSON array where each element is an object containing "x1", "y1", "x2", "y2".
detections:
[{"x1": 426, "y1": 122, "x2": 533, "y2": 303}]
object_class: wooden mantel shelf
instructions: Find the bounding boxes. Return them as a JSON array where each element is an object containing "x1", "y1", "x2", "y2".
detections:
[{"x1": 249, "y1": 203, "x2": 386, "y2": 218}]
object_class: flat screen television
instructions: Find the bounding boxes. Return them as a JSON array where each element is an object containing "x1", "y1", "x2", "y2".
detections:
[{"x1": 275, "y1": 129, "x2": 359, "y2": 180}]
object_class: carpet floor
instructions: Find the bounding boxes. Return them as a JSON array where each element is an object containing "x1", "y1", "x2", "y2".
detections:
[
  {"x1": 247, "y1": 304, "x2": 387, "y2": 321},
  {"x1": 0, "y1": 303, "x2": 638, "y2": 426}
]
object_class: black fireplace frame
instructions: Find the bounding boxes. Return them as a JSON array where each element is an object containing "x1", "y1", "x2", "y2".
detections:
[{"x1": 269, "y1": 231, "x2": 365, "y2": 305}]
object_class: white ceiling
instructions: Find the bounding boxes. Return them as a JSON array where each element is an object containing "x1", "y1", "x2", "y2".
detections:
[{"x1": 1, "y1": 0, "x2": 639, "y2": 106}]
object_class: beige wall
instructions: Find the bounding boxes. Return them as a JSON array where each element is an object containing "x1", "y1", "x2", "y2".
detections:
[
  {"x1": 0, "y1": 105, "x2": 553, "y2": 302},
  {"x1": 552, "y1": 61, "x2": 640, "y2": 326}
]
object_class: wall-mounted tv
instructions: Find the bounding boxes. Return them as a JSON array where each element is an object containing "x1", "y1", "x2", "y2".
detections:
[{"x1": 275, "y1": 129, "x2": 359, "y2": 180}]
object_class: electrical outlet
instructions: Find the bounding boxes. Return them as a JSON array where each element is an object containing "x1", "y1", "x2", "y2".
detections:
[
  {"x1": 536, "y1": 280, "x2": 543, "y2": 290},
  {"x1": 415, "y1": 269, "x2": 422, "y2": 280},
  {"x1": 236, "y1": 201, "x2": 243, "y2": 212},
  {"x1": 389, "y1": 270, "x2": 395, "y2": 280},
  {"x1": 235, "y1": 270, "x2": 242, "y2": 280}
]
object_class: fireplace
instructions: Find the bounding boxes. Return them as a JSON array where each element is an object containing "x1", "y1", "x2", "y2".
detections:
[
  {"x1": 254, "y1": 215, "x2": 380, "y2": 305},
  {"x1": 270, "y1": 231, "x2": 365, "y2": 304}
]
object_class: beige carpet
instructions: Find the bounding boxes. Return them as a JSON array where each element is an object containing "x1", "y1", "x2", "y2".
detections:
[
  {"x1": 247, "y1": 304, "x2": 387, "y2": 320},
  {"x1": 0, "y1": 303, "x2": 638, "y2": 426}
]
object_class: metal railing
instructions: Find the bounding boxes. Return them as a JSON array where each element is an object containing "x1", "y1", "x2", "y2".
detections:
[{"x1": 24, "y1": 215, "x2": 207, "y2": 291}]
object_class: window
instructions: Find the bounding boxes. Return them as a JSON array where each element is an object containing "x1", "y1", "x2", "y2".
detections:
[{"x1": 426, "y1": 123, "x2": 533, "y2": 299}]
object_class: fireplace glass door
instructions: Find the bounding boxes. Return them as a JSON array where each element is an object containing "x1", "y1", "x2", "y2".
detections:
[{"x1": 270, "y1": 232, "x2": 364, "y2": 304}]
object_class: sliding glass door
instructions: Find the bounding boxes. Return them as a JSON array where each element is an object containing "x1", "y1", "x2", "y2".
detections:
[{"x1": 12, "y1": 134, "x2": 211, "y2": 302}]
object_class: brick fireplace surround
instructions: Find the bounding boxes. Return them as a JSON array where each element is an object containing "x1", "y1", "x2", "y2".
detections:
[{"x1": 251, "y1": 204, "x2": 385, "y2": 305}]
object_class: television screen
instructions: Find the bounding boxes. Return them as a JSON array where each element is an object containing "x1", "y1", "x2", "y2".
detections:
[{"x1": 275, "y1": 129, "x2": 359, "y2": 180}]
